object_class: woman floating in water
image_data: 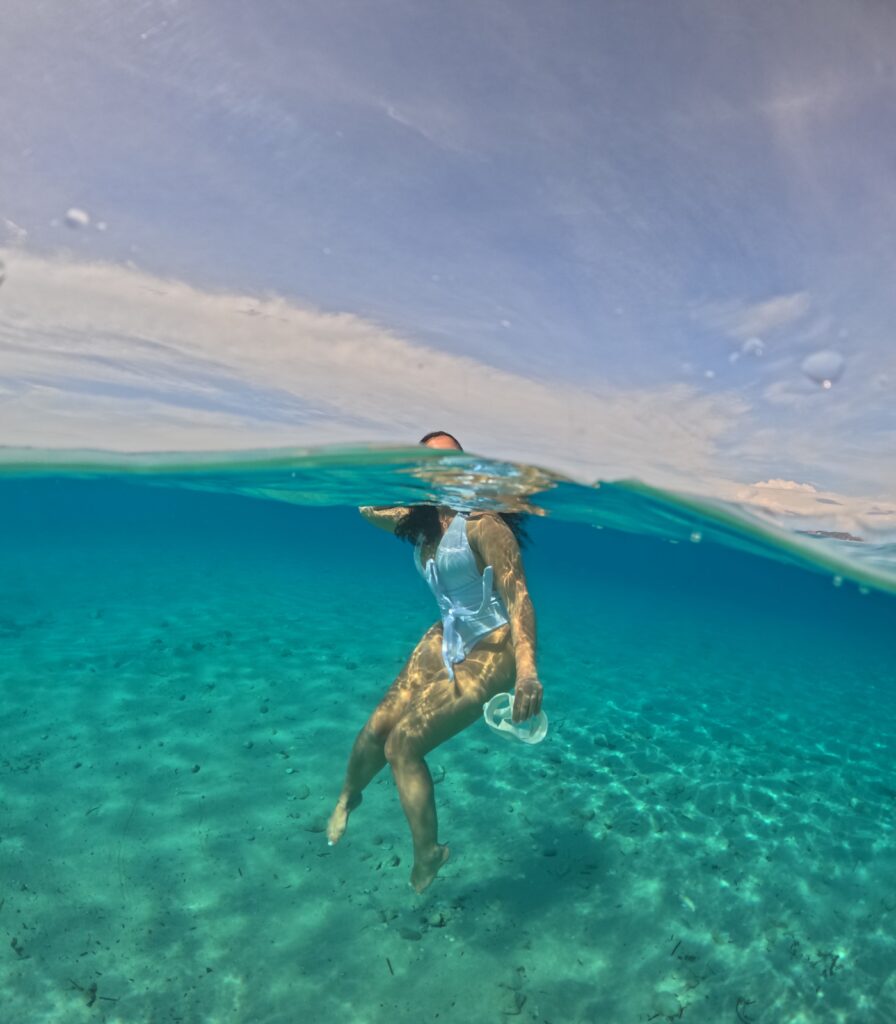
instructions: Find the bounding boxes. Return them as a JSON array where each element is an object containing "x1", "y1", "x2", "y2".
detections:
[{"x1": 327, "y1": 431, "x2": 544, "y2": 891}]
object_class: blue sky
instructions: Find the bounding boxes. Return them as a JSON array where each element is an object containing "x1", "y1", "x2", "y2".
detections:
[{"x1": 1, "y1": 0, "x2": 895, "y2": 530}]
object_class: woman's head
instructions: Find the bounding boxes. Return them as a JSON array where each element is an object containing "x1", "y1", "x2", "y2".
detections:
[
  {"x1": 395, "y1": 429, "x2": 528, "y2": 548},
  {"x1": 419, "y1": 430, "x2": 463, "y2": 451}
]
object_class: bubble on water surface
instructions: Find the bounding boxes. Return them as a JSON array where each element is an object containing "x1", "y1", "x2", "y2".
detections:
[
  {"x1": 730, "y1": 336, "x2": 765, "y2": 363},
  {"x1": 64, "y1": 207, "x2": 90, "y2": 229},
  {"x1": 801, "y1": 349, "x2": 845, "y2": 388},
  {"x1": 689, "y1": 531, "x2": 702, "y2": 544}
]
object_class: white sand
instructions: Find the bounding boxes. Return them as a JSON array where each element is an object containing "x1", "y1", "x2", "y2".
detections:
[{"x1": 2, "y1": 535, "x2": 895, "y2": 1023}]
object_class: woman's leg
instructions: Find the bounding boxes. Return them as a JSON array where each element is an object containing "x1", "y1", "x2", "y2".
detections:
[
  {"x1": 384, "y1": 626, "x2": 514, "y2": 891},
  {"x1": 326, "y1": 623, "x2": 444, "y2": 844}
]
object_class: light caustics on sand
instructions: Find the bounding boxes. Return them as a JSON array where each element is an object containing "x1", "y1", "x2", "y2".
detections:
[{"x1": 1, "y1": 444, "x2": 894, "y2": 597}]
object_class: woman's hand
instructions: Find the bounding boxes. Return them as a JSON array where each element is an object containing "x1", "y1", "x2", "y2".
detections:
[{"x1": 512, "y1": 673, "x2": 544, "y2": 723}]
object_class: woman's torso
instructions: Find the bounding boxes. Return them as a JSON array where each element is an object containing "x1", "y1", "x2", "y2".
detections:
[{"x1": 415, "y1": 511, "x2": 510, "y2": 675}]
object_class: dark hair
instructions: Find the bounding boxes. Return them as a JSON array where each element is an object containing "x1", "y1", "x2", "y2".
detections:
[
  {"x1": 395, "y1": 507, "x2": 529, "y2": 548},
  {"x1": 401, "y1": 430, "x2": 529, "y2": 547},
  {"x1": 419, "y1": 430, "x2": 463, "y2": 448}
]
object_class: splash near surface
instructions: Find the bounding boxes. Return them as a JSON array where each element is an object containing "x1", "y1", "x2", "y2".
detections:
[{"x1": 1, "y1": 445, "x2": 894, "y2": 1023}]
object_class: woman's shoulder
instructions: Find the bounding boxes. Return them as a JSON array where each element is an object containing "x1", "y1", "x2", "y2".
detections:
[
  {"x1": 466, "y1": 509, "x2": 503, "y2": 525},
  {"x1": 466, "y1": 511, "x2": 530, "y2": 558},
  {"x1": 465, "y1": 511, "x2": 515, "y2": 544}
]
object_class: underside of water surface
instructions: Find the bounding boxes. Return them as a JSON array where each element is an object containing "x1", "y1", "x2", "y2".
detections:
[{"x1": 1, "y1": 446, "x2": 894, "y2": 1023}]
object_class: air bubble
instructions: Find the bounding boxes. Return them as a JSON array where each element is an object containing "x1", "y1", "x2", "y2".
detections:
[
  {"x1": 858, "y1": 585, "x2": 870, "y2": 596},
  {"x1": 832, "y1": 575, "x2": 843, "y2": 588},
  {"x1": 64, "y1": 207, "x2": 90, "y2": 229},
  {"x1": 689, "y1": 531, "x2": 702, "y2": 544},
  {"x1": 801, "y1": 349, "x2": 845, "y2": 388}
]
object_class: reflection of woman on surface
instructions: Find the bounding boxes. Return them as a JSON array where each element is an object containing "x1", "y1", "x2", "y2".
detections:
[{"x1": 327, "y1": 431, "x2": 544, "y2": 892}]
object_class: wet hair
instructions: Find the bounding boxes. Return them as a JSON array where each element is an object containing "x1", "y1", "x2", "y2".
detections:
[
  {"x1": 395, "y1": 506, "x2": 529, "y2": 548},
  {"x1": 419, "y1": 430, "x2": 463, "y2": 448},
  {"x1": 394, "y1": 429, "x2": 529, "y2": 548}
]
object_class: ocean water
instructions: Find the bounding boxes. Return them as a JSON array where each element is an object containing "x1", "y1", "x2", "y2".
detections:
[{"x1": 1, "y1": 447, "x2": 894, "y2": 1024}]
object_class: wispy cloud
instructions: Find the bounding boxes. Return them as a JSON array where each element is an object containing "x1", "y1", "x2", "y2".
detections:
[
  {"x1": 379, "y1": 101, "x2": 470, "y2": 153},
  {"x1": 0, "y1": 250, "x2": 747, "y2": 493},
  {"x1": 693, "y1": 292, "x2": 811, "y2": 340}
]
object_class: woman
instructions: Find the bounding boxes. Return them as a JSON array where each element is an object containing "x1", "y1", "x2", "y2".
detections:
[{"x1": 326, "y1": 431, "x2": 544, "y2": 892}]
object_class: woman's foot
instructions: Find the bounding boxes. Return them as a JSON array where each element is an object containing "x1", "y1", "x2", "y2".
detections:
[
  {"x1": 410, "y1": 844, "x2": 450, "y2": 892},
  {"x1": 326, "y1": 792, "x2": 362, "y2": 845}
]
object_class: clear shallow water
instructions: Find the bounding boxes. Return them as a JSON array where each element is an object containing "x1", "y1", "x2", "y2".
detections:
[{"x1": 1, "y1": 448, "x2": 895, "y2": 1023}]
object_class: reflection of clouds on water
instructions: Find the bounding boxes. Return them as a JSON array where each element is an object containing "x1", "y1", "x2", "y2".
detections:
[{"x1": 734, "y1": 479, "x2": 896, "y2": 542}]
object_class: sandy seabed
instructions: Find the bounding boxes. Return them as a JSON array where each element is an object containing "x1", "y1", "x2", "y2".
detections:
[{"x1": 2, "y1": 536, "x2": 895, "y2": 1024}]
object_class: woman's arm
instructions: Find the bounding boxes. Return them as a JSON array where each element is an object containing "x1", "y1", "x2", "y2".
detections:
[
  {"x1": 359, "y1": 506, "x2": 410, "y2": 533},
  {"x1": 469, "y1": 514, "x2": 543, "y2": 722}
]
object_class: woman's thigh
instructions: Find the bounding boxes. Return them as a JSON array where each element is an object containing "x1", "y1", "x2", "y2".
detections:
[
  {"x1": 386, "y1": 625, "x2": 515, "y2": 759},
  {"x1": 364, "y1": 622, "x2": 447, "y2": 738}
]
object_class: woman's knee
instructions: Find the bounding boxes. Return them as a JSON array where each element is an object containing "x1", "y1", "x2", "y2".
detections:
[
  {"x1": 366, "y1": 687, "x2": 412, "y2": 745},
  {"x1": 363, "y1": 714, "x2": 393, "y2": 747},
  {"x1": 384, "y1": 721, "x2": 420, "y2": 764}
]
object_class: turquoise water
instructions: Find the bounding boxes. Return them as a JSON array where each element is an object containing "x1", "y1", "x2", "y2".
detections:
[{"x1": 1, "y1": 448, "x2": 895, "y2": 1023}]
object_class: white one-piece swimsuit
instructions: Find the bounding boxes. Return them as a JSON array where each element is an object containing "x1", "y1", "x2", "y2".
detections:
[{"x1": 415, "y1": 512, "x2": 510, "y2": 679}]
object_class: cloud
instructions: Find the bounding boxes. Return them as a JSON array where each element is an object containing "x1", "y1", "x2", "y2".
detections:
[
  {"x1": 379, "y1": 101, "x2": 470, "y2": 153},
  {"x1": 734, "y1": 478, "x2": 896, "y2": 538},
  {"x1": 694, "y1": 292, "x2": 811, "y2": 340},
  {"x1": 0, "y1": 249, "x2": 747, "y2": 493},
  {"x1": 1, "y1": 219, "x2": 27, "y2": 245},
  {"x1": 752, "y1": 479, "x2": 819, "y2": 494},
  {"x1": 761, "y1": 376, "x2": 827, "y2": 408}
]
